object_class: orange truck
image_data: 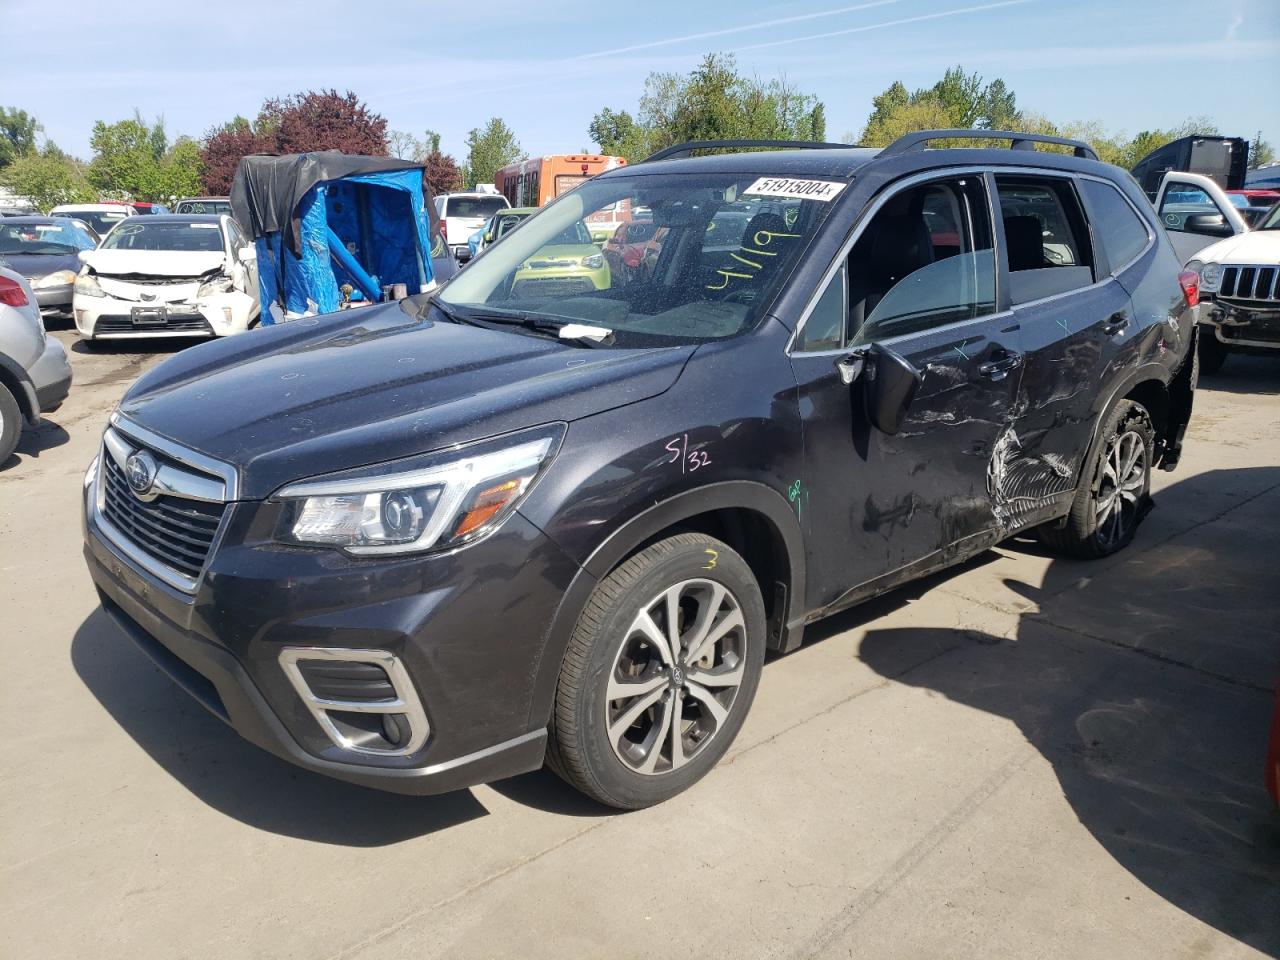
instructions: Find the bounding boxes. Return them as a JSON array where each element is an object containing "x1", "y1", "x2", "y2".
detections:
[{"x1": 494, "y1": 154, "x2": 629, "y2": 242}]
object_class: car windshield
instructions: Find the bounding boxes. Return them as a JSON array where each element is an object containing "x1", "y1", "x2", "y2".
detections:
[
  {"x1": 494, "y1": 212, "x2": 531, "y2": 238},
  {"x1": 1256, "y1": 202, "x2": 1280, "y2": 231},
  {"x1": 61, "y1": 210, "x2": 129, "y2": 236},
  {"x1": 0, "y1": 220, "x2": 96, "y2": 255},
  {"x1": 438, "y1": 171, "x2": 841, "y2": 347},
  {"x1": 101, "y1": 219, "x2": 226, "y2": 252},
  {"x1": 174, "y1": 199, "x2": 232, "y2": 216},
  {"x1": 446, "y1": 197, "x2": 508, "y2": 219}
]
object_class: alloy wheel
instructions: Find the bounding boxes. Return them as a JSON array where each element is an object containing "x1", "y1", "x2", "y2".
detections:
[
  {"x1": 1095, "y1": 428, "x2": 1146, "y2": 547},
  {"x1": 605, "y1": 578, "x2": 747, "y2": 776}
]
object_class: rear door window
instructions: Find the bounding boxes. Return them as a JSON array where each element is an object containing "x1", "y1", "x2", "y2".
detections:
[
  {"x1": 446, "y1": 197, "x2": 508, "y2": 219},
  {"x1": 1077, "y1": 179, "x2": 1151, "y2": 271},
  {"x1": 995, "y1": 177, "x2": 1095, "y2": 304}
]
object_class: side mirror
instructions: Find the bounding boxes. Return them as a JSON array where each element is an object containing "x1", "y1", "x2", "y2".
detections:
[
  {"x1": 837, "y1": 343, "x2": 922, "y2": 435},
  {"x1": 238, "y1": 245, "x2": 257, "y2": 261},
  {"x1": 1182, "y1": 213, "x2": 1234, "y2": 238},
  {"x1": 77, "y1": 250, "x2": 92, "y2": 263}
]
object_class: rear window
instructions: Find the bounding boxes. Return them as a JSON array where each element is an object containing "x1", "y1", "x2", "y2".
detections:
[
  {"x1": 174, "y1": 199, "x2": 232, "y2": 216},
  {"x1": 1078, "y1": 179, "x2": 1151, "y2": 271},
  {"x1": 101, "y1": 220, "x2": 225, "y2": 252},
  {"x1": 446, "y1": 197, "x2": 508, "y2": 219}
]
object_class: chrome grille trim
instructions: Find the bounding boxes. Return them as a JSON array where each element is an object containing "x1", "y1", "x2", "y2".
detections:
[
  {"x1": 1219, "y1": 264, "x2": 1280, "y2": 304},
  {"x1": 91, "y1": 416, "x2": 238, "y2": 595}
]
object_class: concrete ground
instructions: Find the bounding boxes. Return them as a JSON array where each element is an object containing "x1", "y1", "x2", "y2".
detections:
[{"x1": 3, "y1": 330, "x2": 1279, "y2": 960}]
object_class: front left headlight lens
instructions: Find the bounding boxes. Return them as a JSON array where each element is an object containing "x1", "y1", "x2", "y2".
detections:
[
  {"x1": 581, "y1": 253, "x2": 604, "y2": 269},
  {"x1": 274, "y1": 427, "x2": 563, "y2": 555},
  {"x1": 36, "y1": 269, "x2": 77, "y2": 288},
  {"x1": 197, "y1": 276, "x2": 234, "y2": 298},
  {"x1": 74, "y1": 271, "x2": 104, "y2": 297}
]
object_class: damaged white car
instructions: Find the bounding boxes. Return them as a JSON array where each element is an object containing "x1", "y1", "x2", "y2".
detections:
[{"x1": 73, "y1": 215, "x2": 259, "y2": 341}]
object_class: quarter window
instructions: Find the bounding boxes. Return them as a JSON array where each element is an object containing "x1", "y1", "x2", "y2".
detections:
[
  {"x1": 1078, "y1": 179, "x2": 1151, "y2": 271},
  {"x1": 996, "y1": 177, "x2": 1094, "y2": 304},
  {"x1": 848, "y1": 176, "x2": 996, "y2": 343},
  {"x1": 797, "y1": 262, "x2": 847, "y2": 352}
]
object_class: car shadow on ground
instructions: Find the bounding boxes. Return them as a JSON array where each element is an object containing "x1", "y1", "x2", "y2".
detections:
[
  {"x1": 1200, "y1": 353, "x2": 1280, "y2": 396},
  {"x1": 2, "y1": 417, "x2": 69, "y2": 470},
  {"x1": 70, "y1": 608, "x2": 488, "y2": 846},
  {"x1": 69, "y1": 336, "x2": 207, "y2": 357},
  {"x1": 850, "y1": 465, "x2": 1280, "y2": 955}
]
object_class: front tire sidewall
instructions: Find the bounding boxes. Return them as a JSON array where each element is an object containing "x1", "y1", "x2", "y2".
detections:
[
  {"x1": 0, "y1": 384, "x2": 21, "y2": 467},
  {"x1": 565, "y1": 538, "x2": 766, "y2": 808},
  {"x1": 1085, "y1": 405, "x2": 1153, "y2": 556}
]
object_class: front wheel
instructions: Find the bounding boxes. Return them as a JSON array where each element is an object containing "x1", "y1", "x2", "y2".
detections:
[
  {"x1": 0, "y1": 383, "x2": 21, "y2": 466},
  {"x1": 1039, "y1": 400, "x2": 1154, "y2": 559},
  {"x1": 548, "y1": 533, "x2": 766, "y2": 808}
]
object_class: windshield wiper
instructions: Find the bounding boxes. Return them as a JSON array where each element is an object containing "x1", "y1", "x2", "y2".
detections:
[{"x1": 438, "y1": 304, "x2": 613, "y2": 347}]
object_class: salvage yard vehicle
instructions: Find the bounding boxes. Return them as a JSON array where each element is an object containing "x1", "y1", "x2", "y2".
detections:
[
  {"x1": 1187, "y1": 201, "x2": 1280, "y2": 373},
  {"x1": 173, "y1": 197, "x2": 232, "y2": 217},
  {"x1": 468, "y1": 206, "x2": 535, "y2": 259},
  {"x1": 50, "y1": 202, "x2": 135, "y2": 239},
  {"x1": 1153, "y1": 170, "x2": 1250, "y2": 264},
  {"x1": 73, "y1": 214, "x2": 259, "y2": 340},
  {"x1": 0, "y1": 265, "x2": 71, "y2": 465},
  {"x1": 0, "y1": 216, "x2": 98, "y2": 322},
  {"x1": 434, "y1": 192, "x2": 510, "y2": 262},
  {"x1": 509, "y1": 217, "x2": 610, "y2": 297},
  {"x1": 83, "y1": 131, "x2": 1198, "y2": 809}
]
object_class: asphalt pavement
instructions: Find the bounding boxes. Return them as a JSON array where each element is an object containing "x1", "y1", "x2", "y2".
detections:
[{"x1": 2, "y1": 329, "x2": 1278, "y2": 959}]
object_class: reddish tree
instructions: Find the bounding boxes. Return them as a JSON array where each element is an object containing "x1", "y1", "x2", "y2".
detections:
[
  {"x1": 422, "y1": 151, "x2": 462, "y2": 198},
  {"x1": 199, "y1": 90, "x2": 388, "y2": 194}
]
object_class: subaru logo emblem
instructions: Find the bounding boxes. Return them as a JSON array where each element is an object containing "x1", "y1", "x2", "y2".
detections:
[{"x1": 124, "y1": 450, "x2": 158, "y2": 497}]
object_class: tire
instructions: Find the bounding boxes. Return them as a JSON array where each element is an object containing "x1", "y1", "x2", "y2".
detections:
[
  {"x1": 1039, "y1": 400, "x2": 1154, "y2": 560},
  {"x1": 0, "y1": 383, "x2": 22, "y2": 467},
  {"x1": 1198, "y1": 330, "x2": 1228, "y2": 375},
  {"x1": 547, "y1": 533, "x2": 767, "y2": 809}
]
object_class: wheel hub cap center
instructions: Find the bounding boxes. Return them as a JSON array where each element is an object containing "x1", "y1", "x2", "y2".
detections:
[{"x1": 671, "y1": 666, "x2": 686, "y2": 687}]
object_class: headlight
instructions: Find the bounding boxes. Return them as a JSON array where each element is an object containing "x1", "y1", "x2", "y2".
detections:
[
  {"x1": 1199, "y1": 262, "x2": 1223, "y2": 293},
  {"x1": 581, "y1": 253, "x2": 604, "y2": 269},
  {"x1": 197, "y1": 276, "x2": 234, "y2": 298},
  {"x1": 36, "y1": 269, "x2": 77, "y2": 288},
  {"x1": 74, "y1": 271, "x2": 103, "y2": 297},
  {"x1": 274, "y1": 426, "x2": 564, "y2": 555}
]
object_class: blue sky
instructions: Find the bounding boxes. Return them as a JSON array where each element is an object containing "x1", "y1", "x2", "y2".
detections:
[{"x1": 3, "y1": 0, "x2": 1278, "y2": 161}]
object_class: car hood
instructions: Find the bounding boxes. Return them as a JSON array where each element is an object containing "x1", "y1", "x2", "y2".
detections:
[
  {"x1": 118, "y1": 299, "x2": 694, "y2": 499},
  {"x1": 0, "y1": 252, "x2": 80, "y2": 278},
  {"x1": 1198, "y1": 230, "x2": 1280, "y2": 266},
  {"x1": 81, "y1": 249, "x2": 227, "y2": 277}
]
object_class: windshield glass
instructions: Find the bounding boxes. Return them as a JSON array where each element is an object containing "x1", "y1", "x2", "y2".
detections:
[
  {"x1": 61, "y1": 210, "x2": 129, "y2": 236},
  {"x1": 494, "y1": 212, "x2": 531, "y2": 238},
  {"x1": 174, "y1": 199, "x2": 232, "y2": 216},
  {"x1": 1257, "y1": 202, "x2": 1280, "y2": 231},
  {"x1": 0, "y1": 220, "x2": 96, "y2": 255},
  {"x1": 101, "y1": 219, "x2": 226, "y2": 252},
  {"x1": 446, "y1": 196, "x2": 508, "y2": 219},
  {"x1": 439, "y1": 172, "x2": 841, "y2": 347}
]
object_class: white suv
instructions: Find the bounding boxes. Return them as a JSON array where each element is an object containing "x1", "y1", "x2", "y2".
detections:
[{"x1": 434, "y1": 193, "x2": 510, "y2": 262}]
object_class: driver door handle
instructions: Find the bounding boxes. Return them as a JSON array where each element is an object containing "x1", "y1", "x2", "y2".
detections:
[
  {"x1": 1103, "y1": 311, "x2": 1130, "y2": 335},
  {"x1": 978, "y1": 350, "x2": 1023, "y2": 382}
]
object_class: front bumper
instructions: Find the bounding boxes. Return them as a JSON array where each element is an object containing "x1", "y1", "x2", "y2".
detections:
[
  {"x1": 33, "y1": 283, "x2": 73, "y2": 318},
  {"x1": 74, "y1": 289, "x2": 256, "y2": 339},
  {"x1": 82, "y1": 479, "x2": 581, "y2": 795},
  {"x1": 29, "y1": 334, "x2": 71, "y2": 415},
  {"x1": 1201, "y1": 299, "x2": 1280, "y2": 350}
]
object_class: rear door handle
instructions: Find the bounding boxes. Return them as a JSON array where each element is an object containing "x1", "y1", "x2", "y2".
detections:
[
  {"x1": 1103, "y1": 311, "x2": 1130, "y2": 335},
  {"x1": 978, "y1": 350, "x2": 1023, "y2": 382}
]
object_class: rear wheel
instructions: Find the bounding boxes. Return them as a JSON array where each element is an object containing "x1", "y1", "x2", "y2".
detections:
[
  {"x1": 1198, "y1": 330, "x2": 1228, "y2": 375},
  {"x1": 0, "y1": 383, "x2": 23, "y2": 466},
  {"x1": 548, "y1": 533, "x2": 766, "y2": 808},
  {"x1": 1039, "y1": 400, "x2": 1154, "y2": 559}
]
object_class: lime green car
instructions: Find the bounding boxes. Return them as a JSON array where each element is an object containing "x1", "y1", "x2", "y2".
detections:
[{"x1": 511, "y1": 218, "x2": 611, "y2": 298}]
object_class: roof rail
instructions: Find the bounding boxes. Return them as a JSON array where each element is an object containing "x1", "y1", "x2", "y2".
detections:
[
  {"x1": 879, "y1": 129, "x2": 1099, "y2": 161},
  {"x1": 641, "y1": 139, "x2": 856, "y2": 164}
]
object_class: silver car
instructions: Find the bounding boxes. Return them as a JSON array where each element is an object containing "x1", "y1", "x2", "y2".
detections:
[{"x1": 0, "y1": 264, "x2": 73, "y2": 465}]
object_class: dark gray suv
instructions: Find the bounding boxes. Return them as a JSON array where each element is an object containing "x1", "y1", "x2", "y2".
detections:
[{"x1": 83, "y1": 131, "x2": 1198, "y2": 808}]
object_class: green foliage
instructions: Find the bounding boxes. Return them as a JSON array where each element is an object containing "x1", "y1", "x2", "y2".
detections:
[
  {"x1": 589, "y1": 53, "x2": 829, "y2": 162},
  {"x1": 0, "y1": 106, "x2": 41, "y2": 169},
  {"x1": 88, "y1": 112, "x2": 203, "y2": 202},
  {"x1": 462, "y1": 117, "x2": 525, "y2": 187},
  {"x1": 0, "y1": 149, "x2": 95, "y2": 210},
  {"x1": 1250, "y1": 134, "x2": 1276, "y2": 169}
]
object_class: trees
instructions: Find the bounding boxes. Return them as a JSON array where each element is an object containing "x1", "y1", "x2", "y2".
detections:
[
  {"x1": 589, "y1": 54, "x2": 828, "y2": 162},
  {"x1": 86, "y1": 113, "x2": 203, "y2": 202},
  {"x1": 0, "y1": 151, "x2": 95, "y2": 210},
  {"x1": 859, "y1": 67, "x2": 1021, "y2": 145},
  {"x1": 199, "y1": 90, "x2": 388, "y2": 194},
  {"x1": 462, "y1": 118, "x2": 524, "y2": 187},
  {"x1": 0, "y1": 107, "x2": 41, "y2": 169},
  {"x1": 1250, "y1": 133, "x2": 1276, "y2": 169}
]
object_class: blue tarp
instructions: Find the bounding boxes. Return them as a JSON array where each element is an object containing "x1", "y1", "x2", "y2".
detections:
[{"x1": 233, "y1": 153, "x2": 435, "y2": 321}]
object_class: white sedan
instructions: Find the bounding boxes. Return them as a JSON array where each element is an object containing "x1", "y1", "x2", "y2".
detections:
[{"x1": 73, "y1": 214, "x2": 259, "y2": 340}]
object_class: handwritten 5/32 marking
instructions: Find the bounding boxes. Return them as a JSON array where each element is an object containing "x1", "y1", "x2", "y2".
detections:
[{"x1": 665, "y1": 433, "x2": 712, "y2": 474}]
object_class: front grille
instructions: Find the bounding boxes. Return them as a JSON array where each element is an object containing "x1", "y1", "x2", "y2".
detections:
[
  {"x1": 1220, "y1": 265, "x2": 1280, "y2": 303},
  {"x1": 512, "y1": 277, "x2": 594, "y2": 298},
  {"x1": 101, "y1": 455, "x2": 224, "y2": 579},
  {"x1": 95, "y1": 314, "x2": 213, "y2": 334},
  {"x1": 296, "y1": 659, "x2": 396, "y2": 702}
]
